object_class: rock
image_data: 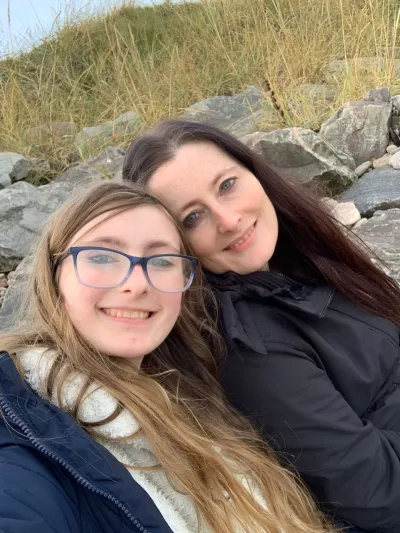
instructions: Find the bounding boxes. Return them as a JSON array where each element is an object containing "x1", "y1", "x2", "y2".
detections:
[
  {"x1": 389, "y1": 95, "x2": 400, "y2": 145},
  {"x1": 295, "y1": 84, "x2": 337, "y2": 102},
  {"x1": 389, "y1": 151, "x2": 400, "y2": 169},
  {"x1": 331, "y1": 202, "x2": 361, "y2": 228},
  {"x1": 322, "y1": 198, "x2": 361, "y2": 227},
  {"x1": 355, "y1": 161, "x2": 372, "y2": 177},
  {"x1": 352, "y1": 218, "x2": 368, "y2": 230},
  {"x1": 0, "y1": 256, "x2": 32, "y2": 328},
  {"x1": 183, "y1": 86, "x2": 282, "y2": 137},
  {"x1": 387, "y1": 144, "x2": 400, "y2": 154},
  {"x1": 324, "y1": 58, "x2": 400, "y2": 79},
  {"x1": 0, "y1": 181, "x2": 75, "y2": 271},
  {"x1": 9, "y1": 157, "x2": 51, "y2": 183},
  {"x1": 0, "y1": 273, "x2": 7, "y2": 289},
  {"x1": 353, "y1": 208, "x2": 400, "y2": 284},
  {"x1": 340, "y1": 166, "x2": 400, "y2": 216},
  {"x1": 242, "y1": 127, "x2": 356, "y2": 194},
  {"x1": 55, "y1": 146, "x2": 126, "y2": 185},
  {"x1": 0, "y1": 152, "x2": 24, "y2": 189},
  {"x1": 25, "y1": 122, "x2": 77, "y2": 145},
  {"x1": 75, "y1": 112, "x2": 141, "y2": 154},
  {"x1": 372, "y1": 154, "x2": 391, "y2": 168},
  {"x1": 364, "y1": 87, "x2": 391, "y2": 103},
  {"x1": 320, "y1": 90, "x2": 391, "y2": 166}
]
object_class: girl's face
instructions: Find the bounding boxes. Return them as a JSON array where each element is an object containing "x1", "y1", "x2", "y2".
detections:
[
  {"x1": 58, "y1": 205, "x2": 184, "y2": 367},
  {"x1": 149, "y1": 142, "x2": 279, "y2": 274}
]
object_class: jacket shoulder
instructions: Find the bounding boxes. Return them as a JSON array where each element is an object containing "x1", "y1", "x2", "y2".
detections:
[{"x1": 0, "y1": 418, "x2": 82, "y2": 532}]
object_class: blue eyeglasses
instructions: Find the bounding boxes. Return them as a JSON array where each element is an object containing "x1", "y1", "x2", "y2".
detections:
[{"x1": 57, "y1": 246, "x2": 198, "y2": 293}]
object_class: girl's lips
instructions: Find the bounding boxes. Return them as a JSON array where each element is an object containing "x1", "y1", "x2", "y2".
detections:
[
  {"x1": 224, "y1": 222, "x2": 256, "y2": 253},
  {"x1": 100, "y1": 308, "x2": 156, "y2": 325}
]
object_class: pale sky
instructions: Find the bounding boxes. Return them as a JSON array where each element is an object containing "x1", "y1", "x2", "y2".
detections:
[{"x1": 0, "y1": 0, "x2": 156, "y2": 56}]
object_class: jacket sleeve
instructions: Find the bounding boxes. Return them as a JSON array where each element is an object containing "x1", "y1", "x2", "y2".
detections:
[
  {"x1": 0, "y1": 444, "x2": 80, "y2": 533},
  {"x1": 221, "y1": 340, "x2": 400, "y2": 532}
]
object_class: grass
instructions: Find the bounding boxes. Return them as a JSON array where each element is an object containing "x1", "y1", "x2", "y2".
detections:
[{"x1": 0, "y1": 0, "x2": 400, "y2": 170}]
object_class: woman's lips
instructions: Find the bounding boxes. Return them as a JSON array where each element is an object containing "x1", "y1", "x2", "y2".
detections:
[{"x1": 224, "y1": 222, "x2": 256, "y2": 253}]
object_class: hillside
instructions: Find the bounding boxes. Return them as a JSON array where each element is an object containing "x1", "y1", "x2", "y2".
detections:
[{"x1": 0, "y1": 0, "x2": 399, "y2": 168}]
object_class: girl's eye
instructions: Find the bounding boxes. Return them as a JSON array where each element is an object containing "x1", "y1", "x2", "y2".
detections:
[
  {"x1": 220, "y1": 178, "x2": 235, "y2": 192},
  {"x1": 87, "y1": 254, "x2": 118, "y2": 264},
  {"x1": 183, "y1": 211, "x2": 201, "y2": 229}
]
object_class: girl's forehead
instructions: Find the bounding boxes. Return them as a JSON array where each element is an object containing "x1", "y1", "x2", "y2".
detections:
[{"x1": 70, "y1": 205, "x2": 181, "y2": 250}]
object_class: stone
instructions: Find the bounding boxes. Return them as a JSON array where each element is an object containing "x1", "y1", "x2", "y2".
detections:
[
  {"x1": 295, "y1": 84, "x2": 337, "y2": 102},
  {"x1": 324, "y1": 58, "x2": 400, "y2": 80},
  {"x1": 55, "y1": 146, "x2": 126, "y2": 185},
  {"x1": 355, "y1": 161, "x2": 372, "y2": 177},
  {"x1": 372, "y1": 154, "x2": 391, "y2": 168},
  {"x1": 331, "y1": 202, "x2": 361, "y2": 228},
  {"x1": 75, "y1": 112, "x2": 141, "y2": 154},
  {"x1": 340, "y1": 166, "x2": 400, "y2": 217},
  {"x1": 0, "y1": 256, "x2": 32, "y2": 328},
  {"x1": 389, "y1": 95, "x2": 400, "y2": 145},
  {"x1": 389, "y1": 151, "x2": 400, "y2": 169},
  {"x1": 183, "y1": 86, "x2": 282, "y2": 137},
  {"x1": 0, "y1": 152, "x2": 24, "y2": 189},
  {"x1": 9, "y1": 157, "x2": 51, "y2": 183},
  {"x1": 364, "y1": 87, "x2": 391, "y2": 103},
  {"x1": 319, "y1": 93, "x2": 391, "y2": 166},
  {"x1": 0, "y1": 181, "x2": 75, "y2": 271},
  {"x1": 25, "y1": 122, "x2": 77, "y2": 145},
  {"x1": 387, "y1": 144, "x2": 400, "y2": 155},
  {"x1": 0, "y1": 273, "x2": 7, "y2": 289},
  {"x1": 353, "y1": 209, "x2": 400, "y2": 284},
  {"x1": 242, "y1": 127, "x2": 356, "y2": 194}
]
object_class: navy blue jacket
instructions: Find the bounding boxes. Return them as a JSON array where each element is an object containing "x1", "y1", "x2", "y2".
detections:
[
  {"x1": 0, "y1": 351, "x2": 174, "y2": 533},
  {"x1": 206, "y1": 271, "x2": 400, "y2": 533}
]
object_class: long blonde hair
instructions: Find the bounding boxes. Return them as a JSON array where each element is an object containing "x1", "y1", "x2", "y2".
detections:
[{"x1": 0, "y1": 182, "x2": 335, "y2": 533}]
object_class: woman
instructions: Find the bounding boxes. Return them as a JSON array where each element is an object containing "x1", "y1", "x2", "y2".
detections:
[
  {"x1": 0, "y1": 181, "x2": 333, "y2": 533},
  {"x1": 122, "y1": 119, "x2": 400, "y2": 533}
]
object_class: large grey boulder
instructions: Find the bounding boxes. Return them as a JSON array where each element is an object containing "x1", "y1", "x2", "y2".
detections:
[
  {"x1": 9, "y1": 157, "x2": 51, "y2": 183},
  {"x1": 319, "y1": 88, "x2": 391, "y2": 167},
  {"x1": 242, "y1": 127, "x2": 356, "y2": 194},
  {"x1": 75, "y1": 112, "x2": 141, "y2": 154},
  {"x1": 0, "y1": 256, "x2": 32, "y2": 330},
  {"x1": 55, "y1": 146, "x2": 126, "y2": 186},
  {"x1": 183, "y1": 86, "x2": 282, "y2": 137},
  {"x1": 0, "y1": 181, "x2": 75, "y2": 271},
  {"x1": 353, "y1": 208, "x2": 400, "y2": 284},
  {"x1": 324, "y1": 58, "x2": 400, "y2": 79},
  {"x1": 0, "y1": 152, "x2": 25, "y2": 189},
  {"x1": 340, "y1": 166, "x2": 400, "y2": 217}
]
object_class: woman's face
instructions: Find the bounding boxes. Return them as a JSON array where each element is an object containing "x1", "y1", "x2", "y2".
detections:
[
  {"x1": 149, "y1": 142, "x2": 279, "y2": 274},
  {"x1": 58, "y1": 205, "x2": 183, "y2": 367}
]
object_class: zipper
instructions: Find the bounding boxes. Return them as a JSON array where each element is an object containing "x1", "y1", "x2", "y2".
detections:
[{"x1": 0, "y1": 397, "x2": 149, "y2": 533}]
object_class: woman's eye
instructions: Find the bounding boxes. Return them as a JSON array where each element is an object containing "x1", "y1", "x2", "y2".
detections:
[
  {"x1": 183, "y1": 212, "x2": 201, "y2": 228},
  {"x1": 220, "y1": 178, "x2": 235, "y2": 192}
]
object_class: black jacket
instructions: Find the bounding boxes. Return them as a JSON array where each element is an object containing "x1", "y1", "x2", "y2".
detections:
[
  {"x1": 207, "y1": 271, "x2": 400, "y2": 533},
  {"x1": 0, "y1": 351, "x2": 174, "y2": 533}
]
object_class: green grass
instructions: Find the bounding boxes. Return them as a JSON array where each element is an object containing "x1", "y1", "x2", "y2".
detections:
[{"x1": 1, "y1": 0, "x2": 400, "y2": 169}]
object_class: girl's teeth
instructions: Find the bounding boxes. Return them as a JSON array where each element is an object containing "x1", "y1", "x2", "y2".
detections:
[{"x1": 106, "y1": 309, "x2": 150, "y2": 319}]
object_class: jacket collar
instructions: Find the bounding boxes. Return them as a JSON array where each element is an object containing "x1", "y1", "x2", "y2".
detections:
[
  {"x1": 0, "y1": 351, "x2": 173, "y2": 532},
  {"x1": 206, "y1": 270, "x2": 334, "y2": 319}
]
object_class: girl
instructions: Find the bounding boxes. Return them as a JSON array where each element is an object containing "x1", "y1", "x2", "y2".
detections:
[
  {"x1": 0, "y1": 181, "x2": 333, "y2": 533},
  {"x1": 123, "y1": 119, "x2": 400, "y2": 533}
]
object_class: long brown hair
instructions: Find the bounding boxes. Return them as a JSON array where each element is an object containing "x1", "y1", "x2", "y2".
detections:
[
  {"x1": 0, "y1": 182, "x2": 335, "y2": 533},
  {"x1": 123, "y1": 119, "x2": 400, "y2": 325}
]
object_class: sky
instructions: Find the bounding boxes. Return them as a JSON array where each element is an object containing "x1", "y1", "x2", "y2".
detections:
[{"x1": 0, "y1": 0, "x2": 156, "y2": 56}]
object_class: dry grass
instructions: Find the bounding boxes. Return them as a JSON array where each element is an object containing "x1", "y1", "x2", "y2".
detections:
[{"x1": 0, "y1": 0, "x2": 399, "y2": 167}]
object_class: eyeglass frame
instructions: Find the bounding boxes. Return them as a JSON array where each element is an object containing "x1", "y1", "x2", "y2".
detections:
[{"x1": 55, "y1": 246, "x2": 198, "y2": 293}]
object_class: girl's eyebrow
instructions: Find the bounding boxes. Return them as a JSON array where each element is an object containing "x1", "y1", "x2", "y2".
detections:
[{"x1": 80, "y1": 236, "x2": 180, "y2": 254}]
